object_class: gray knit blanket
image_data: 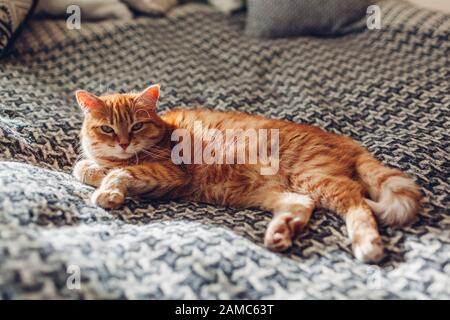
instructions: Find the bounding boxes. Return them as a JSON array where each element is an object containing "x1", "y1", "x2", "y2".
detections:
[{"x1": 0, "y1": 1, "x2": 449, "y2": 299}]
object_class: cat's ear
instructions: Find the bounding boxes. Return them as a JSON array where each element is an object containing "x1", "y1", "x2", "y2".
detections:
[
  {"x1": 75, "y1": 90, "x2": 104, "y2": 113},
  {"x1": 135, "y1": 84, "x2": 160, "y2": 110}
]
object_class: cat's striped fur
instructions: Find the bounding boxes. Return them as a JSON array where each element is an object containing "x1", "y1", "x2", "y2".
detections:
[{"x1": 73, "y1": 85, "x2": 422, "y2": 263}]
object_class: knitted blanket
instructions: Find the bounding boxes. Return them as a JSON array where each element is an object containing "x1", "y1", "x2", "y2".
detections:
[{"x1": 0, "y1": 1, "x2": 449, "y2": 299}]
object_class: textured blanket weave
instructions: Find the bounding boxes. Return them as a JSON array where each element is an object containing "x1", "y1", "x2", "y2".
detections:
[{"x1": 0, "y1": 1, "x2": 449, "y2": 299}]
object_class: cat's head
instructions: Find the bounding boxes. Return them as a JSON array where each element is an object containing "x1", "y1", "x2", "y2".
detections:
[{"x1": 76, "y1": 84, "x2": 166, "y2": 161}]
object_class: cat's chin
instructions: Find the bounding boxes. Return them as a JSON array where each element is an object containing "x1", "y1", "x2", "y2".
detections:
[
  {"x1": 113, "y1": 152, "x2": 134, "y2": 160},
  {"x1": 91, "y1": 151, "x2": 135, "y2": 161},
  {"x1": 110, "y1": 152, "x2": 135, "y2": 160}
]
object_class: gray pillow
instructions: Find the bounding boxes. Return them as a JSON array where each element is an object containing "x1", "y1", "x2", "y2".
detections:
[
  {"x1": 123, "y1": 0, "x2": 178, "y2": 15},
  {"x1": 246, "y1": 0, "x2": 372, "y2": 38},
  {"x1": 209, "y1": 0, "x2": 244, "y2": 14},
  {"x1": 35, "y1": 0, "x2": 133, "y2": 20}
]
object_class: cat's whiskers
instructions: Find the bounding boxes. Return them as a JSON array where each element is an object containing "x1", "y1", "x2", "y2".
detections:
[
  {"x1": 139, "y1": 148, "x2": 171, "y2": 161},
  {"x1": 74, "y1": 143, "x2": 86, "y2": 163},
  {"x1": 141, "y1": 151, "x2": 170, "y2": 161},
  {"x1": 147, "y1": 144, "x2": 170, "y2": 153}
]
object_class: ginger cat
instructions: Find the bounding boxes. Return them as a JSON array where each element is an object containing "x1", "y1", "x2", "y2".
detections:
[{"x1": 73, "y1": 84, "x2": 421, "y2": 263}]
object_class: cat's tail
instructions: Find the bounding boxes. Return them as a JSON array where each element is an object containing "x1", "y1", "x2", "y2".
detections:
[{"x1": 355, "y1": 152, "x2": 422, "y2": 227}]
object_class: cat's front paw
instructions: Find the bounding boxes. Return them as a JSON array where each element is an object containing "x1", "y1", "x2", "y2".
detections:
[
  {"x1": 92, "y1": 188, "x2": 125, "y2": 209},
  {"x1": 73, "y1": 159, "x2": 107, "y2": 187},
  {"x1": 264, "y1": 213, "x2": 297, "y2": 252},
  {"x1": 73, "y1": 160, "x2": 90, "y2": 183}
]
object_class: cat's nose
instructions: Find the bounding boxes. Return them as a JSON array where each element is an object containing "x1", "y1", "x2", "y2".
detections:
[{"x1": 119, "y1": 143, "x2": 129, "y2": 150}]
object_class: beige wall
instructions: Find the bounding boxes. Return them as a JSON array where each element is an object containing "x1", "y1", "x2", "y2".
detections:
[{"x1": 405, "y1": 0, "x2": 450, "y2": 14}]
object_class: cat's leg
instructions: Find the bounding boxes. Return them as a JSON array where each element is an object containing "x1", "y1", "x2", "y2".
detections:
[
  {"x1": 298, "y1": 175, "x2": 383, "y2": 263},
  {"x1": 73, "y1": 159, "x2": 108, "y2": 187},
  {"x1": 261, "y1": 192, "x2": 315, "y2": 252},
  {"x1": 92, "y1": 163, "x2": 188, "y2": 209},
  {"x1": 345, "y1": 205, "x2": 383, "y2": 263}
]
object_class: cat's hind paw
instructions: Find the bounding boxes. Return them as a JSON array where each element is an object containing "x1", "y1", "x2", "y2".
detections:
[
  {"x1": 92, "y1": 188, "x2": 125, "y2": 209},
  {"x1": 264, "y1": 213, "x2": 297, "y2": 252},
  {"x1": 352, "y1": 232, "x2": 384, "y2": 263}
]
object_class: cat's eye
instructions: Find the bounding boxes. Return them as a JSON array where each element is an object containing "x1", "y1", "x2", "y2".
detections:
[
  {"x1": 100, "y1": 125, "x2": 114, "y2": 134},
  {"x1": 131, "y1": 122, "x2": 144, "y2": 131}
]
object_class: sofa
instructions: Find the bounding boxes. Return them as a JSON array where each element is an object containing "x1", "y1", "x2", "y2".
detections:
[{"x1": 0, "y1": 1, "x2": 449, "y2": 299}]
